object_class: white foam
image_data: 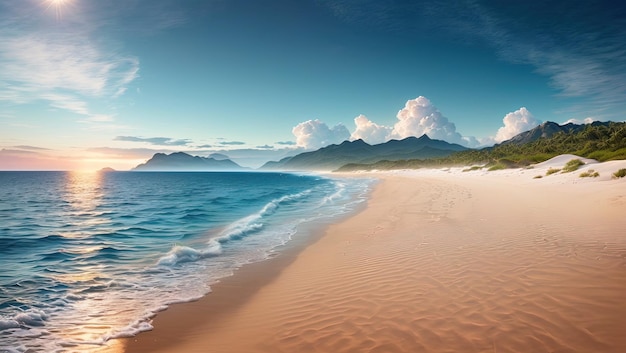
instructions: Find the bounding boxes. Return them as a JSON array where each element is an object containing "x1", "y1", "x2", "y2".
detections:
[
  {"x1": 105, "y1": 320, "x2": 154, "y2": 340},
  {"x1": 211, "y1": 189, "x2": 313, "y2": 246},
  {"x1": 157, "y1": 244, "x2": 221, "y2": 267},
  {"x1": 0, "y1": 317, "x2": 20, "y2": 330},
  {"x1": 0, "y1": 308, "x2": 48, "y2": 331}
]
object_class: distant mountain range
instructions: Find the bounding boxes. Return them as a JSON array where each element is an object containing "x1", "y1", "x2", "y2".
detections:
[
  {"x1": 131, "y1": 121, "x2": 625, "y2": 172},
  {"x1": 133, "y1": 152, "x2": 247, "y2": 171},
  {"x1": 499, "y1": 121, "x2": 611, "y2": 145},
  {"x1": 260, "y1": 135, "x2": 467, "y2": 171},
  {"x1": 336, "y1": 121, "x2": 626, "y2": 171}
]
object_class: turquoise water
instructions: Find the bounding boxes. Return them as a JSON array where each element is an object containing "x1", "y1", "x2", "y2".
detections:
[{"x1": 0, "y1": 171, "x2": 373, "y2": 352}]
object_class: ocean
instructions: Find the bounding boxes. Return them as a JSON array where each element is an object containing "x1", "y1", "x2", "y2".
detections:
[{"x1": 0, "y1": 171, "x2": 374, "y2": 352}]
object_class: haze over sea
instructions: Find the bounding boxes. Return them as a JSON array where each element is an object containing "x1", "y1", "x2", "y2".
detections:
[{"x1": 0, "y1": 171, "x2": 373, "y2": 352}]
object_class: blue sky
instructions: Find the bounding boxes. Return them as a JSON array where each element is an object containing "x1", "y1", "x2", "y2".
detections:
[{"x1": 1, "y1": 0, "x2": 625, "y2": 170}]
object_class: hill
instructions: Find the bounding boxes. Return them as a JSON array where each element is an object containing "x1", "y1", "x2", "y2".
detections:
[
  {"x1": 260, "y1": 135, "x2": 467, "y2": 171},
  {"x1": 133, "y1": 152, "x2": 247, "y2": 171},
  {"x1": 337, "y1": 121, "x2": 626, "y2": 171}
]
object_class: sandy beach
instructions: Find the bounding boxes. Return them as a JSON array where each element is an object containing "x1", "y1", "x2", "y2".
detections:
[{"x1": 120, "y1": 156, "x2": 626, "y2": 353}]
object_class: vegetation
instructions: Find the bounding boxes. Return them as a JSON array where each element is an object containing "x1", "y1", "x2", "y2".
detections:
[
  {"x1": 562, "y1": 159, "x2": 585, "y2": 173},
  {"x1": 613, "y1": 168, "x2": 626, "y2": 179},
  {"x1": 336, "y1": 122, "x2": 626, "y2": 172},
  {"x1": 579, "y1": 170, "x2": 599, "y2": 178},
  {"x1": 546, "y1": 168, "x2": 561, "y2": 176},
  {"x1": 533, "y1": 175, "x2": 543, "y2": 179},
  {"x1": 462, "y1": 166, "x2": 483, "y2": 172}
]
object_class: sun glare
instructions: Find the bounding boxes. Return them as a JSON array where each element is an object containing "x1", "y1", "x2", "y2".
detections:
[{"x1": 45, "y1": 0, "x2": 72, "y2": 20}]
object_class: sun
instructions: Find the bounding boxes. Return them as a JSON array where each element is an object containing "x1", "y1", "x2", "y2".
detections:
[{"x1": 44, "y1": 0, "x2": 72, "y2": 20}]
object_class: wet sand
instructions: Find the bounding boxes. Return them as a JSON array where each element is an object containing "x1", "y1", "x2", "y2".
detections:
[{"x1": 121, "y1": 159, "x2": 626, "y2": 353}]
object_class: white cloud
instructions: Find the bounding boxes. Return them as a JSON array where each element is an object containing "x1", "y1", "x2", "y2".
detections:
[
  {"x1": 563, "y1": 117, "x2": 596, "y2": 125},
  {"x1": 0, "y1": 12, "x2": 139, "y2": 123},
  {"x1": 493, "y1": 107, "x2": 541, "y2": 143},
  {"x1": 391, "y1": 96, "x2": 465, "y2": 144},
  {"x1": 0, "y1": 34, "x2": 138, "y2": 98},
  {"x1": 350, "y1": 114, "x2": 391, "y2": 144},
  {"x1": 293, "y1": 97, "x2": 543, "y2": 150},
  {"x1": 292, "y1": 119, "x2": 350, "y2": 150}
]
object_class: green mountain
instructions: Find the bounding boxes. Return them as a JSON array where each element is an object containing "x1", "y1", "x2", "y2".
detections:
[
  {"x1": 260, "y1": 135, "x2": 468, "y2": 171},
  {"x1": 133, "y1": 152, "x2": 246, "y2": 171},
  {"x1": 337, "y1": 121, "x2": 626, "y2": 171}
]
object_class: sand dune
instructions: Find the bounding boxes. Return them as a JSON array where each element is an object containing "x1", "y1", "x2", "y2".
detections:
[{"x1": 123, "y1": 157, "x2": 626, "y2": 353}]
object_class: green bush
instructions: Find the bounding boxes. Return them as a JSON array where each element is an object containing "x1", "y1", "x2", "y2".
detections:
[
  {"x1": 613, "y1": 168, "x2": 626, "y2": 179},
  {"x1": 562, "y1": 159, "x2": 585, "y2": 173},
  {"x1": 579, "y1": 169, "x2": 599, "y2": 178},
  {"x1": 546, "y1": 168, "x2": 561, "y2": 175},
  {"x1": 463, "y1": 165, "x2": 483, "y2": 172},
  {"x1": 533, "y1": 175, "x2": 543, "y2": 179}
]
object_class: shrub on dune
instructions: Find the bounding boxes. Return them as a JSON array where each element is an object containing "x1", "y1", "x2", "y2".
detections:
[
  {"x1": 579, "y1": 170, "x2": 599, "y2": 178},
  {"x1": 613, "y1": 168, "x2": 626, "y2": 179},
  {"x1": 546, "y1": 168, "x2": 561, "y2": 175},
  {"x1": 562, "y1": 159, "x2": 585, "y2": 173}
]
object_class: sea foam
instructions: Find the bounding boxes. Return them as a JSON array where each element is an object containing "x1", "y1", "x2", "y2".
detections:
[{"x1": 0, "y1": 172, "x2": 374, "y2": 352}]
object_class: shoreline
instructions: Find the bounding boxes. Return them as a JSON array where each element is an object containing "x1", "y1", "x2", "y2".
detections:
[
  {"x1": 117, "y1": 175, "x2": 375, "y2": 353},
  {"x1": 119, "y1": 158, "x2": 626, "y2": 353}
]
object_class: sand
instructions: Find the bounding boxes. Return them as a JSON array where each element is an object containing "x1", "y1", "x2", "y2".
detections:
[{"x1": 120, "y1": 156, "x2": 626, "y2": 353}]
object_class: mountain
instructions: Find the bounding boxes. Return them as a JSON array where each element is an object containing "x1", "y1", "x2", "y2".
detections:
[
  {"x1": 133, "y1": 152, "x2": 247, "y2": 171},
  {"x1": 260, "y1": 135, "x2": 467, "y2": 171},
  {"x1": 208, "y1": 153, "x2": 230, "y2": 160},
  {"x1": 98, "y1": 167, "x2": 116, "y2": 173},
  {"x1": 499, "y1": 121, "x2": 611, "y2": 145},
  {"x1": 337, "y1": 121, "x2": 626, "y2": 171}
]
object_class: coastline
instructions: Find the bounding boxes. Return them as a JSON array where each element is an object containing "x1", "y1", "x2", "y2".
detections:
[
  {"x1": 117, "y1": 174, "x2": 374, "y2": 353},
  {"x1": 119, "y1": 158, "x2": 626, "y2": 353}
]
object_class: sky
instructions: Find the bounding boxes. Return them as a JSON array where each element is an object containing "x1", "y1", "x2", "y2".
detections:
[{"x1": 1, "y1": 0, "x2": 625, "y2": 170}]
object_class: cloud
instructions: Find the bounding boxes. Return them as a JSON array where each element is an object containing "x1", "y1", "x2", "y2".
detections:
[
  {"x1": 219, "y1": 141, "x2": 246, "y2": 146},
  {"x1": 1, "y1": 148, "x2": 39, "y2": 156},
  {"x1": 276, "y1": 141, "x2": 296, "y2": 146},
  {"x1": 350, "y1": 114, "x2": 391, "y2": 144},
  {"x1": 295, "y1": 97, "x2": 481, "y2": 149},
  {"x1": 13, "y1": 145, "x2": 51, "y2": 151},
  {"x1": 563, "y1": 117, "x2": 596, "y2": 125},
  {"x1": 320, "y1": 1, "x2": 626, "y2": 120},
  {"x1": 493, "y1": 107, "x2": 541, "y2": 143},
  {"x1": 434, "y1": 2, "x2": 626, "y2": 117},
  {"x1": 391, "y1": 96, "x2": 465, "y2": 144},
  {"x1": 87, "y1": 147, "x2": 166, "y2": 159},
  {"x1": 256, "y1": 145, "x2": 274, "y2": 149},
  {"x1": 292, "y1": 119, "x2": 350, "y2": 150},
  {"x1": 0, "y1": 3, "x2": 140, "y2": 122},
  {"x1": 114, "y1": 136, "x2": 191, "y2": 146},
  {"x1": 0, "y1": 148, "x2": 73, "y2": 170},
  {"x1": 0, "y1": 33, "x2": 139, "y2": 99}
]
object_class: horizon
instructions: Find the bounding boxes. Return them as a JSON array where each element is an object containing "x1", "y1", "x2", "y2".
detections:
[{"x1": 1, "y1": 1, "x2": 625, "y2": 171}]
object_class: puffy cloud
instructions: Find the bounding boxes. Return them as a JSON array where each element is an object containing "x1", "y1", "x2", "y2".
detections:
[
  {"x1": 563, "y1": 117, "x2": 596, "y2": 125},
  {"x1": 292, "y1": 119, "x2": 350, "y2": 150},
  {"x1": 494, "y1": 107, "x2": 541, "y2": 143},
  {"x1": 391, "y1": 96, "x2": 465, "y2": 144},
  {"x1": 350, "y1": 114, "x2": 392, "y2": 145}
]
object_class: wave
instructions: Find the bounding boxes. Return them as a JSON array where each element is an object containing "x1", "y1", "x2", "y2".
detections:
[
  {"x1": 0, "y1": 308, "x2": 48, "y2": 330},
  {"x1": 211, "y1": 189, "x2": 312, "y2": 245},
  {"x1": 156, "y1": 244, "x2": 222, "y2": 267},
  {"x1": 155, "y1": 189, "x2": 313, "y2": 267}
]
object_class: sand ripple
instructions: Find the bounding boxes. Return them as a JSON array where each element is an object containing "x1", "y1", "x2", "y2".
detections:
[{"x1": 124, "y1": 172, "x2": 626, "y2": 353}]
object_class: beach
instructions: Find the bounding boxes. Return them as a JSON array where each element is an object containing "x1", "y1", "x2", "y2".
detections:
[{"x1": 120, "y1": 157, "x2": 626, "y2": 353}]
